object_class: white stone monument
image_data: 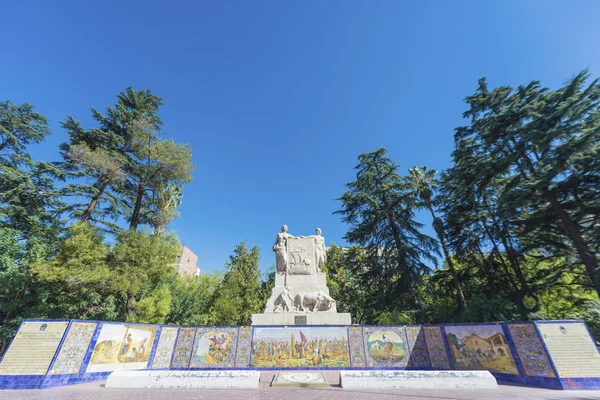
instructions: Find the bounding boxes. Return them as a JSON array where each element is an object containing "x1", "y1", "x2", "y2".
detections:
[{"x1": 251, "y1": 226, "x2": 351, "y2": 325}]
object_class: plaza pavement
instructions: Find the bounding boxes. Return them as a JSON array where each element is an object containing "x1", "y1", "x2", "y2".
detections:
[{"x1": 1, "y1": 372, "x2": 600, "y2": 400}]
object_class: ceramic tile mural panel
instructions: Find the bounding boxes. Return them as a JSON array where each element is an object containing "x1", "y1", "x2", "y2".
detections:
[
  {"x1": 49, "y1": 322, "x2": 97, "y2": 375},
  {"x1": 189, "y1": 327, "x2": 238, "y2": 368},
  {"x1": 536, "y1": 322, "x2": 600, "y2": 378},
  {"x1": 445, "y1": 324, "x2": 518, "y2": 375},
  {"x1": 235, "y1": 326, "x2": 253, "y2": 368},
  {"x1": 348, "y1": 327, "x2": 366, "y2": 368},
  {"x1": 150, "y1": 327, "x2": 178, "y2": 369},
  {"x1": 507, "y1": 323, "x2": 555, "y2": 378},
  {"x1": 170, "y1": 328, "x2": 196, "y2": 369},
  {"x1": 251, "y1": 327, "x2": 349, "y2": 368},
  {"x1": 363, "y1": 326, "x2": 409, "y2": 368},
  {"x1": 0, "y1": 321, "x2": 69, "y2": 375},
  {"x1": 86, "y1": 323, "x2": 157, "y2": 373},
  {"x1": 405, "y1": 327, "x2": 431, "y2": 369},
  {"x1": 424, "y1": 326, "x2": 450, "y2": 369}
]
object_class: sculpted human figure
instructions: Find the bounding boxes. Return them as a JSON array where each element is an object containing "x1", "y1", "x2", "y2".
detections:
[
  {"x1": 272, "y1": 225, "x2": 295, "y2": 272},
  {"x1": 273, "y1": 286, "x2": 295, "y2": 312},
  {"x1": 312, "y1": 228, "x2": 327, "y2": 273}
]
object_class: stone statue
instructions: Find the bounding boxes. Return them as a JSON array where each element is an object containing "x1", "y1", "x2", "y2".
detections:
[
  {"x1": 311, "y1": 228, "x2": 326, "y2": 273},
  {"x1": 253, "y1": 225, "x2": 350, "y2": 324},
  {"x1": 272, "y1": 225, "x2": 295, "y2": 273},
  {"x1": 295, "y1": 291, "x2": 335, "y2": 312}
]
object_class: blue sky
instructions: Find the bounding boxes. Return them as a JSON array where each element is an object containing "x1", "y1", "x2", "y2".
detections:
[{"x1": 1, "y1": 1, "x2": 599, "y2": 275}]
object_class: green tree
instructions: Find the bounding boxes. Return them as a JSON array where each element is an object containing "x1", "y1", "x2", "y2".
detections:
[
  {"x1": 0, "y1": 100, "x2": 63, "y2": 237},
  {"x1": 0, "y1": 229, "x2": 54, "y2": 354},
  {"x1": 324, "y1": 244, "x2": 374, "y2": 324},
  {"x1": 407, "y1": 166, "x2": 467, "y2": 310},
  {"x1": 210, "y1": 242, "x2": 262, "y2": 325},
  {"x1": 31, "y1": 222, "x2": 120, "y2": 322},
  {"x1": 335, "y1": 148, "x2": 439, "y2": 314},
  {"x1": 108, "y1": 229, "x2": 180, "y2": 319},
  {"x1": 456, "y1": 70, "x2": 600, "y2": 297},
  {"x1": 124, "y1": 117, "x2": 194, "y2": 231},
  {"x1": 166, "y1": 273, "x2": 221, "y2": 326},
  {"x1": 59, "y1": 87, "x2": 163, "y2": 231}
]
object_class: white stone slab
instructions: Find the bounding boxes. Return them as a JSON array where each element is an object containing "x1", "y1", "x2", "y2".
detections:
[
  {"x1": 340, "y1": 370, "x2": 497, "y2": 389},
  {"x1": 105, "y1": 370, "x2": 261, "y2": 389},
  {"x1": 251, "y1": 312, "x2": 351, "y2": 325},
  {"x1": 272, "y1": 371, "x2": 329, "y2": 387}
]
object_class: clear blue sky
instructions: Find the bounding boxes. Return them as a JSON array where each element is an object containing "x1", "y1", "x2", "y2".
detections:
[{"x1": 1, "y1": 1, "x2": 599, "y2": 274}]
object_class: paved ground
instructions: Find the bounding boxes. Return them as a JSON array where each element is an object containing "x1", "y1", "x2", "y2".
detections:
[{"x1": 1, "y1": 372, "x2": 600, "y2": 400}]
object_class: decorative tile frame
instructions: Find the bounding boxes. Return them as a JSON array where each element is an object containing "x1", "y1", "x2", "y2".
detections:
[
  {"x1": 150, "y1": 327, "x2": 179, "y2": 369},
  {"x1": 405, "y1": 326, "x2": 431, "y2": 369},
  {"x1": 234, "y1": 326, "x2": 253, "y2": 368},
  {"x1": 170, "y1": 327, "x2": 196, "y2": 369}
]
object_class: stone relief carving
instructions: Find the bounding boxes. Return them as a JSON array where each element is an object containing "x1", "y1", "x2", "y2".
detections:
[
  {"x1": 295, "y1": 291, "x2": 335, "y2": 312},
  {"x1": 273, "y1": 287, "x2": 296, "y2": 313}
]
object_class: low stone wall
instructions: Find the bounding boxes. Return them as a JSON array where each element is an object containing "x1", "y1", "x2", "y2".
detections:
[{"x1": 0, "y1": 319, "x2": 599, "y2": 390}]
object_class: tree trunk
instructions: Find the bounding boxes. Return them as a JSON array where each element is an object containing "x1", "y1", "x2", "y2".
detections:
[
  {"x1": 387, "y1": 210, "x2": 411, "y2": 289},
  {"x1": 129, "y1": 182, "x2": 145, "y2": 231},
  {"x1": 126, "y1": 295, "x2": 136, "y2": 317},
  {"x1": 428, "y1": 206, "x2": 467, "y2": 310},
  {"x1": 81, "y1": 178, "x2": 109, "y2": 222},
  {"x1": 545, "y1": 189, "x2": 600, "y2": 297}
]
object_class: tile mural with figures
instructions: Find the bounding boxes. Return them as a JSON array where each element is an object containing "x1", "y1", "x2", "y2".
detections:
[
  {"x1": 86, "y1": 323, "x2": 157, "y2": 373},
  {"x1": 445, "y1": 324, "x2": 518, "y2": 375},
  {"x1": 363, "y1": 326, "x2": 408, "y2": 368},
  {"x1": 189, "y1": 327, "x2": 238, "y2": 368},
  {"x1": 251, "y1": 327, "x2": 349, "y2": 368}
]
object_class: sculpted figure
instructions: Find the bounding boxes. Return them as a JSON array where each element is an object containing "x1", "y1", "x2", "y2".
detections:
[
  {"x1": 295, "y1": 291, "x2": 335, "y2": 312},
  {"x1": 272, "y1": 225, "x2": 295, "y2": 272},
  {"x1": 311, "y1": 228, "x2": 327, "y2": 273},
  {"x1": 273, "y1": 287, "x2": 295, "y2": 313}
]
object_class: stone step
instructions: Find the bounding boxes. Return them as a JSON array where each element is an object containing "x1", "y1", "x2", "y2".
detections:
[
  {"x1": 340, "y1": 370, "x2": 498, "y2": 389},
  {"x1": 105, "y1": 370, "x2": 261, "y2": 389}
]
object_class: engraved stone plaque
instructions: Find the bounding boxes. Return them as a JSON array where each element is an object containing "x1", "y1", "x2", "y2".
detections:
[
  {"x1": 287, "y1": 238, "x2": 316, "y2": 275},
  {"x1": 294, "y1": 316, "x2": 307, "y2": 325}
]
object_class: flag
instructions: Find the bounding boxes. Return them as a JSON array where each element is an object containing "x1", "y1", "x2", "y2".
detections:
[{"x1": 299, "y1": 330, "x2": 307, "y2": 343}]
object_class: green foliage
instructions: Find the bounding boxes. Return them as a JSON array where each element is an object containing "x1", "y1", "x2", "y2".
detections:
[
  {"x1": 210, "y1": 242, "x2": 262, "y2": 325},
  {"x1": 324, "y1": 244, "x2": 374, "y2": 324},
  {"x1": 167, "y1": 273, "x2": 221, "y2": 326},
  {"x1": 0, "y1": 100, "x2": 64, "y2": 237},
  {"x1": 335, "y1": 148, "x2": 439, "y2": 313},
  {"x1": 108, "y1": 229, "x2": 179, "y2": 317},
  {"x1": 0, "y1": 229, "x2": 54, "y2": 353}
]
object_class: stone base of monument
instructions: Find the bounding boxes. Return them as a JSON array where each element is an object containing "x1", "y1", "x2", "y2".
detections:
[
  {"x1": 253, "y1": 270, "x2": 352, "y2": 325},
  {"x1": 252, "y1": 311, "x2": 351, "y2": 325},
  {"x1": 271, "y1": 371, "x2": 330, "y2": 388},
  {"x1": 340, "y1": 370, "x2": 498, "y2": 389},
  {"x1": 105, "y1": 370, "x2": 261, "y2": 389}
]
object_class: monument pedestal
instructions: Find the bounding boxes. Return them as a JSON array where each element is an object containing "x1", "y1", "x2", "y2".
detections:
[
  {"x1": 253, "y1": 271, "x2": 351, "y2": 325},
  {"x1": 252, "y1": 311, "x2": 351, "y2": 326}
]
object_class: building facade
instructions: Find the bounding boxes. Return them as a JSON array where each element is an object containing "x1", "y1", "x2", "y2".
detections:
[{"x1": 173, "y1": 245, "x2": 200, "y2": 277}]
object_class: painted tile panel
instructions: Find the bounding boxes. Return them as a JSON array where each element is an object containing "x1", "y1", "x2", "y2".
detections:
[
  {"x1": 49, "y1": 322, "x2": 97, "y2": 375},
  {"x1": 150, "y1": 327, "x2": 178, "y2": 369},
  {"x1": 363, "y1": 326, "x2": 408, "y2": 368}
]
